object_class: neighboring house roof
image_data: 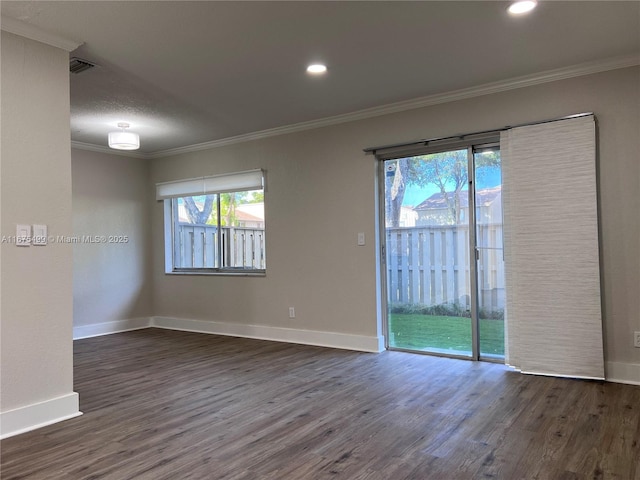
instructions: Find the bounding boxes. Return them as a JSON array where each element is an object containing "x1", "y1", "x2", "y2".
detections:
[
  {"x1": 236, "y1": 210, "x2": 263, "y2": 224},
  {"x1": 235, "y1": 203, "x2": 264, "y2": 222},
  {"x1": 400, "y1": 205, "x2": 416, "y2": 214},
  {"x1": 414, "y1": 186, "x2": 501, "y2": 211}
]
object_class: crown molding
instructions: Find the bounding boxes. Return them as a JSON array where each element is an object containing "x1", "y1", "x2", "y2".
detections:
[
  {"x1": 1, "y1": 16, "x2": 82, "y2": 52},
  {"x1": 72, "y1": 54, "x2": 640, "y2": 160},
  {"x1": 71, "y1": 141, "x2": 151, "y2": 159},
  {"x1": 148, "y1": 54, "x2": 639, "y2": 159}
]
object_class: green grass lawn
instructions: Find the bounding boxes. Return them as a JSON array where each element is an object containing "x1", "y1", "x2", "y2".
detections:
[{"x1": 388, "y1": 313, "x2": 504, "y2": 356}]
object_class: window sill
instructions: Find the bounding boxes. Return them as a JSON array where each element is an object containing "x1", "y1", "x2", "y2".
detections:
[{"x1": 165, "y1": 269, "x2": 266, "y2": 277}]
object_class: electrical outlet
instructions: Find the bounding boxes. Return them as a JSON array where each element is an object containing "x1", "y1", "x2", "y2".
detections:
[
  {"x1": 289, "y1": 307, "x2": 295, "y2": 319},
  {"x1": 634, "y1": 331, "x2": 640, "y2": 348}
]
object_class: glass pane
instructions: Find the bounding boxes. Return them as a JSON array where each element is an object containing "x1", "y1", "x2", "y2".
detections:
[
  {"x1": 221, "y1": 190, "x2": 266, "y2": 269},
  {"x1": 474, "y1": 149, "x2": 505, "y2": 359},
  {"x1": 174, "y1": 194, "x2": 219, "y2": 268},
  {"x1": 385, "y1": 150, "x2": 473, "y2": 357}
]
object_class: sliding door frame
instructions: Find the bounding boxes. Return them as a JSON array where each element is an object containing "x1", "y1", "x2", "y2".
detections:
[
  {"x1": 376, "y1": 138, "x2": 500, "y2": 362},
  {"x1": 467, "y1": 146, "x2": 480, "y2": 361},
  {"x1": 472, "y1": 141, "x2": 504, "y2": 363}
]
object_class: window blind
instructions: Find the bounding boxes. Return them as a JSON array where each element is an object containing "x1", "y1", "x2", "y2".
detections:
[
  {"x1": 502, "y1": 115, "x2": 604, "y2": 379},
  {"x1": 156, "y1": 169, "x2": 263, "y2": 200}
]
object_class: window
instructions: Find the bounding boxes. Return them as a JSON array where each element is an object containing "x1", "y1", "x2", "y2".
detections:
[{"x1": 157, "y1": 170, "x2": 265, "y2": 274}]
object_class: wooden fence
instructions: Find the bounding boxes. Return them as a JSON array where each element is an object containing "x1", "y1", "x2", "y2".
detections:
[
  {"x1": 176, "y1": 224, "x2": 265, "y2": 269},
  {"x1": 386, "y1": 224, "x2": 505, "y2": 312},
  {"x1": 176, "y1": 223, "x2": 503, "y2": 308}
]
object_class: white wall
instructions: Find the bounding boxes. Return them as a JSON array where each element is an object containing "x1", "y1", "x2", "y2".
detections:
[
  {"x1": 150, "y1": 131, "x2": 382, "y2": 350},
  {"x1": 72, "y1": 149, "x2": 152, "y2": 338},
  {"x1": 1, "y1": 32, "x2": 80, "y2": 437},
  {"x1": 150, "y1": 67, "x2": 639, "y2": 376}
]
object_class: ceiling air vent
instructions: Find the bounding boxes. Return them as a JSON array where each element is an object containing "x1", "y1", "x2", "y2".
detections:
[{"x1": 69, "y1": 57, "x2": 96, "y2": 74}]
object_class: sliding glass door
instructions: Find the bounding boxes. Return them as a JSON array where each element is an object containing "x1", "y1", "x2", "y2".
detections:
[
  {"x1": 382, "y1": 145, "x2": 504, "y2": 361},
  {"x1": 474, "y1": 147, "x2": 505, "y2": 359}
]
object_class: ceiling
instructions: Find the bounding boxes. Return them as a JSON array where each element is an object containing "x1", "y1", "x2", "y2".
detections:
[{"x1": 1, "y1": 1, "x2": 639, "y2": 156}]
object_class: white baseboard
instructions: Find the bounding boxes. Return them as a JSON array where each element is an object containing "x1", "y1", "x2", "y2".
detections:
[
  {"x1": 0, "y1": 392, "x2": 82, "y2": 439},
  {"x1": 72, "y1": 320, "x2": 638, "y2": 385},
  {"x1": 606, "y1": 361, "x2": 640, "y2": 385},
  {"x1": 151, "y1": 316, "x2": 385, "y2": 353},
  {"x1": 72, "y1": 315, "x2": 384, "y2": 352},
  {"x1": 73, "y1": 317, "x2": 151, "y2": 339}
]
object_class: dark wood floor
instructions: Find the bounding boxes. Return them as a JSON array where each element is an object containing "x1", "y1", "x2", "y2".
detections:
[{"x1": 1, "y1": 329, "x2": 639, "y2": 479}]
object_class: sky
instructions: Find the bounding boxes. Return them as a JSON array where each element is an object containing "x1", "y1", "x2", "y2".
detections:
[{"x1": 401, "y1": 167, "x2": 501, "y2": 207}]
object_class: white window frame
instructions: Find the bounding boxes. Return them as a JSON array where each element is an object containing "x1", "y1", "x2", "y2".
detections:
[{"x1": 158, "y1": 170, "x2": 266, "y2": 276}]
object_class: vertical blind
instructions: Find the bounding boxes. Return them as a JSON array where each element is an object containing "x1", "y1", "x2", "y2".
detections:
[{"x1": 502, "y1": 115, "x2": 604, "y2": 379}]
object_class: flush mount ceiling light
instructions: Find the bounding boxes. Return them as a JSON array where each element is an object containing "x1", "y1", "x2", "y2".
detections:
[
  {"x1": 108, "y1": 122, "x2": 140, "y2": 150},
  {"x1": 306, "y1": 63, "x2": 327, "y2": 74},
  {"x1": 508, "y1": 0, "x2": 537, "y2": 15}
]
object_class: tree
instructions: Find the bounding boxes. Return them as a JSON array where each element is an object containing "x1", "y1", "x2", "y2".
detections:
[
  {"x1": 384, "y1": 161, "x2": 407, "y2": 228},
  {"x1": 385, "y1": 150, "x2": 500, "y2": 227},
  {"x1": 247, "y1": 191, "x2": 264, "y2": 203},
  {"x1": 182, "y1": 190, "x2": 263, "y2": 227},
  {"x1": 184, "y1": 196, "x2": 214, "y2": 224},
  {"x1": 410, "y1": 150, "x2": 469, "y2": 225},
  {"x1": 220, "y1": 192, "x2": 239, "y2": 226}
]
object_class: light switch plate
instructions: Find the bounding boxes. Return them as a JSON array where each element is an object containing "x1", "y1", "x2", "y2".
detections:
[
  {"x1": 16, "y1": 224, "x2": 31, "y2": 247},
  {"x1": 357, "y1": 232, "x2": 365, "y2": 246},
  {"x1": 32, "y1": 224, "x2": 47, "y2": 245}
]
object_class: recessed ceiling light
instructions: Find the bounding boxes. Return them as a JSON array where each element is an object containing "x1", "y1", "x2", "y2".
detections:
[
  {"x1": 508, "y1": 0, "x2": 537, "y2": 15},
  {"x1": 307, "y1": 64, "x2": 327, "y2": 74}
]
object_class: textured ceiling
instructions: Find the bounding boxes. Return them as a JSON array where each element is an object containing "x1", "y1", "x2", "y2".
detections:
[{"x1": 2, "y1": 1, "x2": 639, "y2": 155}]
